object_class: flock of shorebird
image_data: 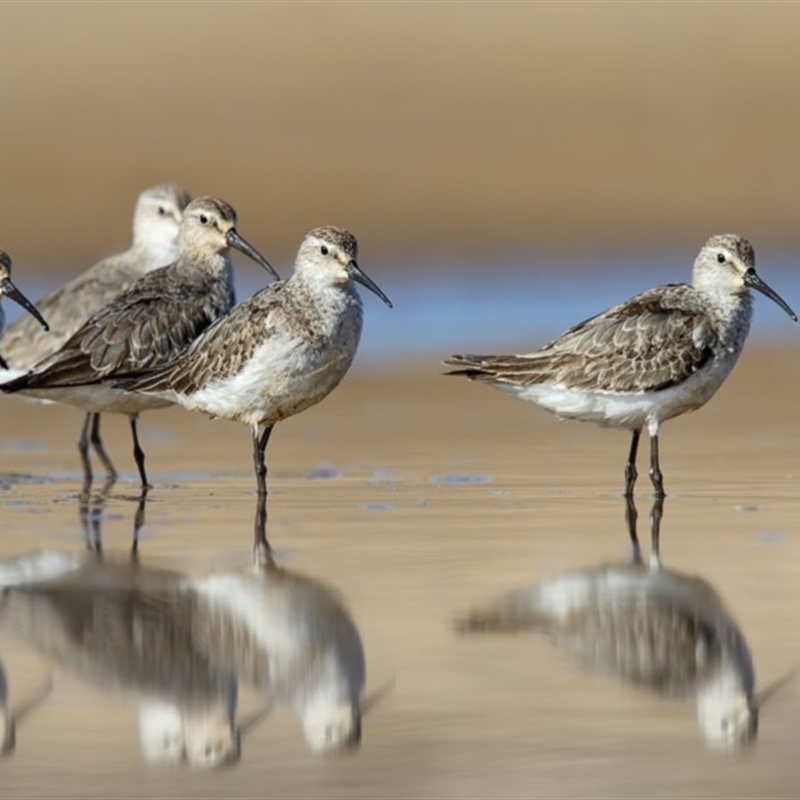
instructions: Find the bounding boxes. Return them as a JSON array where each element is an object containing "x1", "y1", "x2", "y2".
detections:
[
  {"x1": 0, "y1": 184, "x2": 795, "y2": 543},
  {"x1": 0, "y1": 185, "x2": 395, "y2": 553},
  {"x1": 0, "y1": 183, "x2": 797, "y2": 759}
]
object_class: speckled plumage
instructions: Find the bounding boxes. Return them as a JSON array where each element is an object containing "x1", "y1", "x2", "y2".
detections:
[
  {"x1": 116, "y1": 225, "x2": 391, "y2": 539},
  {"x1": 1, "y1": 197, "x2": 276, "y2": 487},
  {"x1": 450, "y1": 285, "x2": 723, "y2": 395},
  {"x1": 124, "y1": 225, "x2": 366, "y2": 406},
  {"x1": 0, "y1": 184, "x2": 191, "y2": 370},
  {"x1": 457, "y1": 561, "x2": 758, "y2": 751},
  {"x1": 0, "y1": 185, "x2": 190, "y2": 485},
  {"x1": 446, "y1": 234, "x2": 797, "y2": 496}
]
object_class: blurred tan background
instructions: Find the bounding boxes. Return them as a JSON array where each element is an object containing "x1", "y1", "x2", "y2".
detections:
[
  {"x1": 3, "y1": 1, "x2": 800, "y2": 273},
  {"x1": 3, "y1": 5, "x2": 800, "y2": 795}
]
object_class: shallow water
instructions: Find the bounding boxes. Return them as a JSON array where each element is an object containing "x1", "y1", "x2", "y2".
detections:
[
  {"x1": 0, "y1": 350, "x2": 799, "y2": 797},
  {"x1": 11, "y1": 256, "x2": 800, "y2": 367}
]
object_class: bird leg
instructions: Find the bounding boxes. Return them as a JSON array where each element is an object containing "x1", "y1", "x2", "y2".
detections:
[
  {"x1": 80, "y1": 473, "x2": 116, "y2": 555},
  {"x1": 130, "y1": 487, "x2": 149, "y2": 562},
  {"x1": 625, "y1": 494, "x2": 642, "y2": 565},
  {"x1": 78, "y1": 478, "x2": 95, "y2": 552},
  {"x1": 78, "y1": 413, "x2": 94, "y2": 489},
  {"x1": 648, "y1": 432, "x2": 666, "y2": 498},
  {"x1": 624, "y1": 429, "x2": 641, "y2": 498},
  {"x1": 129, "y1": 414, "x2": 151, "y2": 490},
  {"x1": 649, "y1": 494, "x2": 664, "y2": 571},
  {"x1": 252, "y1": 425, "x2": 274, "y2": 559},
  {"x1": 89, "y1": 413, "x2": 118, "y2": 482}
]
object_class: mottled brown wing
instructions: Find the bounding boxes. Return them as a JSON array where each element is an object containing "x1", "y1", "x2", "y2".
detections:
[
  {"x1": 8, "y1": 265, "x2": 233, "y2": 390},
  {"x1": 124, "y1": 280, "x2": 289, "y2": 395},
  {"x1": 0, "y1": 251, "x2": 139, "y2": 368},
  {"x1": 446, "y1": 285, "x2": 719, "y2": 393}
]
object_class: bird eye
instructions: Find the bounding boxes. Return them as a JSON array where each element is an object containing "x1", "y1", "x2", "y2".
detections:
[
  {"x1": 157, "y1": 205, "x2": 166, "y2": 216},
  {"x1": 717, "y1": 253, "x2": 726, "y2": 264},
  {"x1": 199, "y1": 214, "x2": 209, "y2": 225},
  {"x1": 321, "y1": 245, "x2": 329, "y2": 256}
]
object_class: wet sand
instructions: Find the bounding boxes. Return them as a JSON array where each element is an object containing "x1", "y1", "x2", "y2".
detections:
[{"x1": 0, "y1": 348, "x2": 799, "y2": 797}]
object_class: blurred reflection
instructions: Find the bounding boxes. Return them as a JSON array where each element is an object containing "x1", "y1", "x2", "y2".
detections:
[
  {"x1": 78, "y1": 475, "x2": 146, "y2": 557},
  {"x1": 0, "y1": 650, "x2": 52, "y2": 757},
  {"x1": 625, "y1": 493, "x2": 663, "y2": 569},
  {"x1": 457, "y1": 497, "x2": 793, "y2": 753},
  {"x1": 0, "y1": 548, "x2": 370, "y2": 765}
]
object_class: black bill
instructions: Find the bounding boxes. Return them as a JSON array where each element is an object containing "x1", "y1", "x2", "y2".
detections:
[
  {"x1": 226, "y1": 229, "x2": 280, "y2": 281},
  {"x1": 744, "y1": 269, "x2": 797, "y2": 321},
  {"x1": 346, "y1": 261, "x2": 392, "y2": 308},
  {"x1": 1, "y1": 279, "x2": 49, "y2": 331}
]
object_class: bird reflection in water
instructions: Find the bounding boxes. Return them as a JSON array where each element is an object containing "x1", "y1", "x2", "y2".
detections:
[
  {"x1": 0, "y1": 648, "x2": 52, "y2": 757},
  {"x1": 0, "y1": 544, "x2": 377, "y2": 767},
  {"x1": 457, "y1": 496, "x2": 795, "y2": 753},
  {"x1": 78, "y1": 474, "x2": 147, "y2": 557}
]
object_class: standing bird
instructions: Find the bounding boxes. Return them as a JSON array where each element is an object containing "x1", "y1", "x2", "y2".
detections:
[
  {"x1": 1, "y1": 197, "x2": 278, "y2": 490},
  {"x1": 0, "y1": 251, "x2": 50, "y2": 364},
  {"x1": 117, "y1": 226, "x2": 392, "y2": 544},
  {"x1": 0, "y1": 183, "x2": 191, "y2": 483},
  {"x1": 445, "y1": 234, "x2": 796, "y2": 497}
]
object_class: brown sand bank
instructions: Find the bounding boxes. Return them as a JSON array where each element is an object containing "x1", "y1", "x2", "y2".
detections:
[
  {"x1": 3, "y1": 2, "x2": 800, "y2": 270},
  {"x1": 0, "y1": 348, "x2": 799, "y2": 797}
]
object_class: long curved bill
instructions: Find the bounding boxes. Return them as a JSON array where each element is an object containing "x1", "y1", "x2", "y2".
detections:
[
  {"x1": 1, "y1": 279, "x2": 49, "y2": 331},
  {"x1": 237, "y1": 699, "x2": 274, "y2": 738},
  {"x1": 226, "y1": 229, "x2": 280, "y2": 281},
  {"x1": 362, "y1": 678, "x2": 394, "y2": 714},
  {"x1": 744, "y1": 270, "x2": 798, "y2": 321},
  {"x1": 346, "y1": 261, "x2": 393, "y2": 308},
  {"x1": 756, "y1": 664, "x2": 800, "y2": 707}
]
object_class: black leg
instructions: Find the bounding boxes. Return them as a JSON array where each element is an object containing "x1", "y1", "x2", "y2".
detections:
[
  {"x1": 81, "y1": 471, "x2": 118, "y2": 555},
  {"x1": 79, "y1": 480, "x2": 94, "y2": 551},
  {"x1": 129, "y1": 414, "x2": 151, "y2": 490},
  {"x1": 252, "y1": 426, "x2": 274, "y2": 562},
  {"x1": 130, "y1": 486, "x2": 149, "y2": 562},
  {"x1": 625, "y1": 494, "x2": 642, "y2": 565},
  {"x1": 252, "y1": 426, "x2": 273, "y2": 498},
  {"x1": 78, "y1": 413, "x2": 93, "y2": 488},
  {"x1": 624, "y1": 429, "x2": 640, "y2": 498},
  {"x1": 89, "y1": 413, "x2": 118, "y2": 481},
  {"x1": 648, "y1": 432, "x2": 665, "y2": 498},
  {"x1": 649, "y1": 494, "x2": 664, "y2": 570}
]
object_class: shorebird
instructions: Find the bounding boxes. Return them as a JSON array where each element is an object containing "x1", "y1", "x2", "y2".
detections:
[
  {"x1": 0, "y1": 251, "x2": 49, "y2": 365},
  {"x1": 1, "y1": 197, "x2": 278, "y2": 489},
  {"x1": 445, "y1": 234, "x2": 797, "y2": 497},
  {"x1": 0, "y1": 184, "x2": 191, "y2": 483},
  {"x1": 118, "y1": 225, "x2": 392, "y2": 543},
  {"x1": 456, "y1": 554, "x2": 796, "y2": 752}
]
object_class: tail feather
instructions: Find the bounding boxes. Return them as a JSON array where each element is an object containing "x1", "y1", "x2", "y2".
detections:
[
  {"x1": 443, "y1": 353, "x2": 552, "y2": 384},
  {"x1": 454, "y1": 604, "x2": 553, "y2": 636}
]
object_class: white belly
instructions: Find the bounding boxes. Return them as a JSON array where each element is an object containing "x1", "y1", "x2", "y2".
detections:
[
  {"x1": 9, "y1": 384, "x2": 173, "y2": 415},
  {"x1": 179, "y1": 330, "x2": 358, "y2": 429},
  {"x1": 506, "y1": 356, "x2": 737, "y2": 431}
]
